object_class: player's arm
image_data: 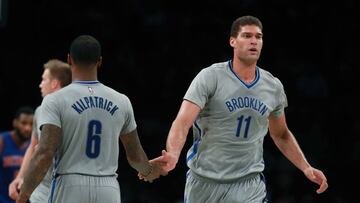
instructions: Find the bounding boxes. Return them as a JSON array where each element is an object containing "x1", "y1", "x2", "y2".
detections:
[
  {"x1": 160, "y1": 100, "x2": 200, "y2": 172},
  {"x1": 17, "y1": 135, "x2": 38, "y2": 177},
  {"x1": 9, "y1": 135, "x2": 38, "y2": 200},
  {"x1": 268, "y1": 112, "x2": 328, "y2": 194},
  {"x1": 120, "y1": 129, "x2": 153, "y2": 178},
  {"x1": 17, "y1": 124, "x2": 61, "y2": 203}
]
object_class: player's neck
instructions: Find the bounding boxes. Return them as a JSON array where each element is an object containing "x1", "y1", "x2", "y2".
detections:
[
  {"x1": 72, "y1": 69, "x2": 98, "y2": 81},
  {"x1": 232, "y1": 59, "x2": 257, "y2": 84}
]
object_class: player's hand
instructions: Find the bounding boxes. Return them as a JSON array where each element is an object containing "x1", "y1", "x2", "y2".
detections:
[
  {"x1": 151, "y1": 150, "x2": 178, "y2": 172},
  {"x1": 138, "y1": 160, "x2": 168, "y2": 182},
  {"x1": 9, "y1": 177, "x2": 23, "y2": 200},
  {"x1": 303, "y1": 166, "x2": 328, "y2": 194}
]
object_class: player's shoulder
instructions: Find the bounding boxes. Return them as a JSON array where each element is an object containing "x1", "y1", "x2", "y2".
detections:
[
  {"x1": 0, "y1": 131, "x2": 9, "y2": 138},
  {"x1": 205, "y1": 61, "x2": 229, "y2": 71},
  {"x1": 197, "y1": 61, "x2": 229, "y2": 77},
  {"x1": 258, "y1": 66, "x2": 283, "y2": 87},
  {"x1": 101, "y1": 83, "x2": 125, "y2": 96},
  {"x1": 34, "y1": 105, "x2": 41, "y2": 113},
  {"x1": 101, "y1": 83, "x2": 131, "y2": 101}
]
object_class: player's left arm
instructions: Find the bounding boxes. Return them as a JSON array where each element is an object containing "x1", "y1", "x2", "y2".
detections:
[
  {"x1": 17, "y1": 124, "x2": 61, "y2": 203},
  {"x1": 268, "y1": 113, "x2": 328, "y2": 194}
]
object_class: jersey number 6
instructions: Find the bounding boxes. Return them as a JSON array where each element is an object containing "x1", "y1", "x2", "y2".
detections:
[{"x1": 86, "y1": 120, "x2": 102, "y2": 158}]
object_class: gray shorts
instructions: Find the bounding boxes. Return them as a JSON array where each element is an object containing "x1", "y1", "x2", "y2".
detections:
[
  {"x1": 30, "y1": 169, "x2": 52, "y2": 203},
  {"x1": 29, "y1": 182, "x2": 50, "y2": 203},
  {"x1": 184, "y1": 171, "x2": 268, "y2": 203},
  {"x1": 49, "y1": 174, "x2": 121, "y2": 203}
]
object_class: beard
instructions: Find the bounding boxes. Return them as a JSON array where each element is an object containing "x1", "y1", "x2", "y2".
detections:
[{"x1": 15, "y1": 129, "x2": 31, "y2": 142}]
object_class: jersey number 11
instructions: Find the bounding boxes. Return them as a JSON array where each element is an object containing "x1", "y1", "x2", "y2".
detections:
[{"x1": 235, "y1": 115, "x2": 251, "y2": 138}]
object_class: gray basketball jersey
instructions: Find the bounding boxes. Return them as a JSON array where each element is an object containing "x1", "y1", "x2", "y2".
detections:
[
  {"x1": 33, "y1": 106, "x2": 41, "y2": 140},
  {"x1": 184, "y1": 60, "x2": 287, "y2": 182},
  {"x1": 38, "y1": 81, "x2": 136, "y2": 176}
]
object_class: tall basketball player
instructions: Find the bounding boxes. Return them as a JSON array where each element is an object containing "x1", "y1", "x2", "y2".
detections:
[{"x1": 148, "y1": 15, "x2": 328, "y2": 203}]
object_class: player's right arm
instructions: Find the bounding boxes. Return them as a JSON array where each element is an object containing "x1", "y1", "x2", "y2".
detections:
[
  {"x1": 155, "y1": 100, "x2": 200, "y2": 172},
  {"x1": 9, "y1": 135, "x2": 38, "y2": 200},
  {"x1": 120, "y1": 129, "x2": 156, "y2": 180}
]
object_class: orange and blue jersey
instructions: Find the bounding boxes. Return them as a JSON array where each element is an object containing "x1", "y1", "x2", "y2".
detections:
[{"x1": 0, "y1": 131, "x2": 28, "y2": 203}]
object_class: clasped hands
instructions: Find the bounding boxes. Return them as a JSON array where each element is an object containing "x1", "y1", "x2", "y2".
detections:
[{"x1": 138, "y1": 150, "x2": 177, "y2": 182}]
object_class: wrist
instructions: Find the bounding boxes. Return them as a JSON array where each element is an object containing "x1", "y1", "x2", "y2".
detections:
[{"x1": 141, "y1": 164, "x2": 153, "y2": 177}]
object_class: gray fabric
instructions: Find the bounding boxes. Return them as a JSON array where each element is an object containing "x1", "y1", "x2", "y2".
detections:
[
  {"x1": 184, "y1": 61, "x2": 287, "y2": 181},
  {"x1": 185, "y1": 171, "x2": 267, "y2": 203},
  {"x1": 38, "y1": 81, "x2": 136, "y2": 176},
  {"x1": 50, "y1": 174, "x2": 120, "y2": 203}
]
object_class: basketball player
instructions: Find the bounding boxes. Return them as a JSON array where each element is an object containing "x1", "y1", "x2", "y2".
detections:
[
  {"x1": 148, "y1": 15, "x2": 328, "y2": 202},
  {"x1": 0, "y1": 106, "x2": 33, "y2": 203},
  {"x1": 16, "y1": 35, "x2": 163, "y2": 203},
  {"x1": 9, "y1": 59, "x2": 71, "y2": 202}
]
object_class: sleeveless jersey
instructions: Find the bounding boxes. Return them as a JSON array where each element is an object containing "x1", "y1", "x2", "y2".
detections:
[
  {"x1": 0, "y1": 132, "x2": 28, "y2": 203},
  {"x1": 184, "y1": 60, "x2": 287, "y2": 182},
  {"x1": 38, "y1": 81, "x2": 137, "y2": 176}
]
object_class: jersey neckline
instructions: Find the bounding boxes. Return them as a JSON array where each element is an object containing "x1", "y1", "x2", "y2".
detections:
[
  {"x1": 228, "y1": 60, "x2": 260, "y2": 89},
  {"x1": 72, "y1": 80, "x2": 100, "y2": 84}
]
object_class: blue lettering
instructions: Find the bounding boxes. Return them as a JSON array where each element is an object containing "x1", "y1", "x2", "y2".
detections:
[
  {"x1": 72, "y1": 104, "x2": 82, "y2": 114},
  {"x1": 225, "y1": 96, "x2": 268, "y2": 116},
  {"x1": 226, "y1": 101, "x2": 234, "y2": 112}
]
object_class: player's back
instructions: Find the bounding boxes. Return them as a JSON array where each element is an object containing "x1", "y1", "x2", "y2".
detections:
[{"x1": 39, "y1": 81, "x2": 136, "y2": 177}]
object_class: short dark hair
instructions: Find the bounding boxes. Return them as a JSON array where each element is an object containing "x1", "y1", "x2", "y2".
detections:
[
  {"x1": 230, "y1": 15, "x2": 263, "y2": 38},
  {"x1": 14, "y1": 106, "x2": 34, "y2": 119},
  {"x1": 70, "y1": 35, "x2": 101, "y2": 65}
]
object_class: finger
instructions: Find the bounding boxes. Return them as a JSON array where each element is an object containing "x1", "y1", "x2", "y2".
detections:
[
  {"x1": 17, "y1": 180, "x2": 23, "y2": 190},
  {"x1": 9, "y1": 186, "x2": 19, "y2": 200},
  {"x1": 9, "y1": 192, "x2": 18, "y2": 200},
  {"x1": 151, "y1": 156, "x2": 167, "y2": 163},
  {"x1": 316, "y1": 180, "x2": 328, "y2": 194},
  {"x1": 312, "y1": 171, "x2": 326, "y2": 185}
]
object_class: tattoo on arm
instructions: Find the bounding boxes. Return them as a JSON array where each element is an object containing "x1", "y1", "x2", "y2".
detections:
[{"x1": 19, "y1": 124, "x2": 61, "y2": 199}]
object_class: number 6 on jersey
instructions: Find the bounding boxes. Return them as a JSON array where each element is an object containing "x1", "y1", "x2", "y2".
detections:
[{"x1": 86, "y1": 120, "x2": 102, "y2": 158}]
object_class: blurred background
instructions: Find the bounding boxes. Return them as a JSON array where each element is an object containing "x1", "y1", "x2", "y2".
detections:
[{"x1": 0, "y1": 0, "x2": 359, "y2": 202}]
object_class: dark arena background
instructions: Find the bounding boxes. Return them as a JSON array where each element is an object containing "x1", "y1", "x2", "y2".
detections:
[{"x1": 0, "y1": 0, "x2": 358, "y2": 202}]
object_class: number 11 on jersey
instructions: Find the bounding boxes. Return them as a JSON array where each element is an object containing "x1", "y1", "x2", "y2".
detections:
[{"x1": 235, "y1": 115, "x2": 251, "y2": 138}]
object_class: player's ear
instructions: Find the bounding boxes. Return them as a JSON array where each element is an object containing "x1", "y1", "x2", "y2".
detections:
[
  {"x1": 229, "y1": 37, "x2": 236, "y2": 48},
  {"x1": 97, "y1": 56, "x2": 102, "y2": 69},
  {"x1": 67, "y1": 54, "x2": 72, "y2": 66},
  {"x1": 51, "y1": 79, "x2": 60, "y2": 89}
]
